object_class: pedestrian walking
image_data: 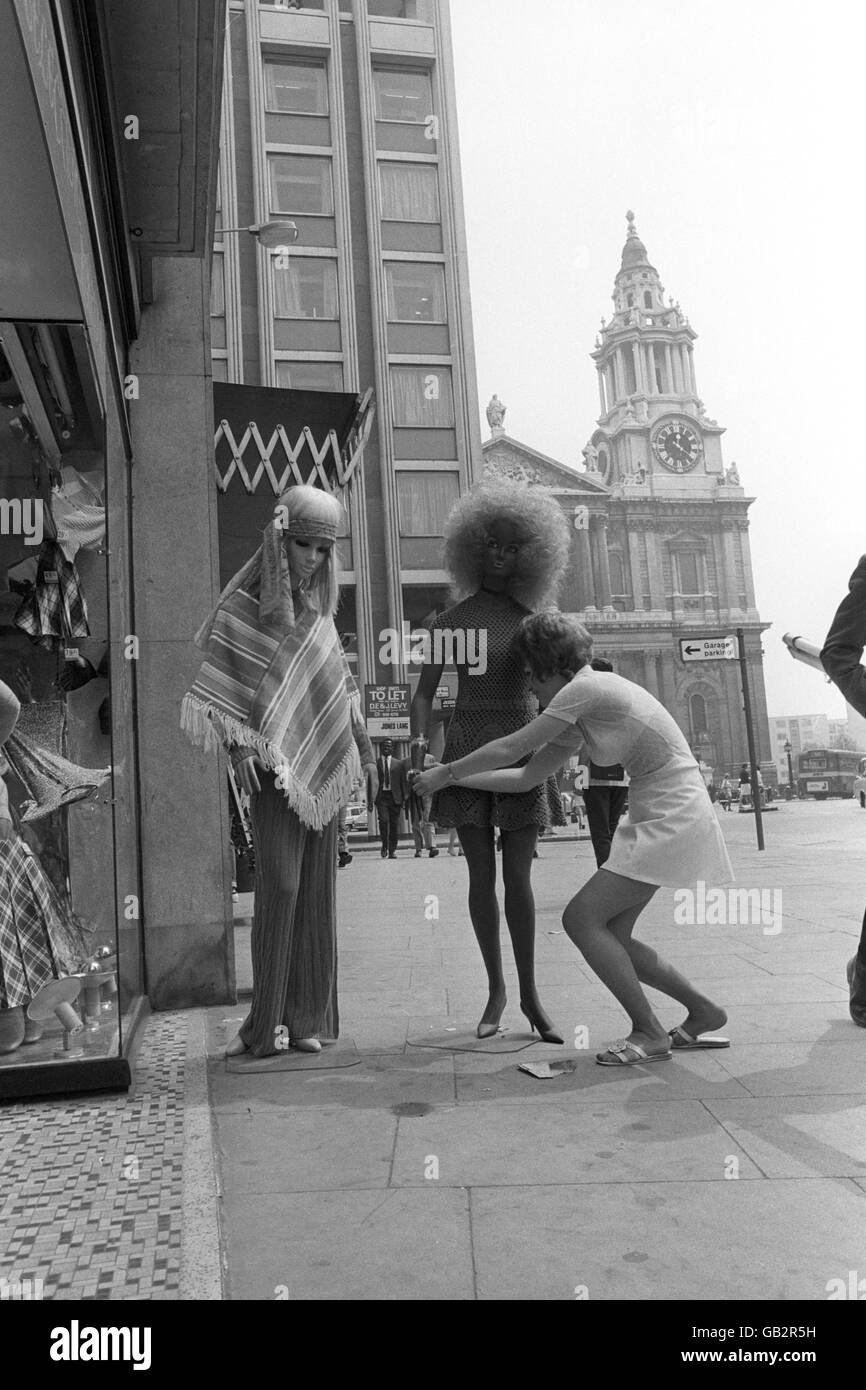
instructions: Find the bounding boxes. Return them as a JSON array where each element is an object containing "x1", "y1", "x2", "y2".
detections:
[
  {"x1": 719, "y1": 776, "x2": 734, "y2": 811},
  {"x1": 373, "y1": 739, "x2": 408, "y2": 858},
  {"x1": 412, "y1": 480, "x2": 570, "y2": 1042},
  {"x1": 420, "y1": 611, "x2": 733, "y2": 1065},
  {"x1": 182, "y1": 485, "x2": 375, "y2": 1058}
]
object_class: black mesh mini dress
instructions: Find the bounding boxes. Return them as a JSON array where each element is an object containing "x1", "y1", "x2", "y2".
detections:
[{"x1": 430, "y1": 591, "x2": 565, "y2": 831}]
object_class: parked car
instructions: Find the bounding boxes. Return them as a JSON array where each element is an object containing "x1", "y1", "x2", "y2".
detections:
[
  {"x1": 855, "y1": 756, "x2": 866, "y2": 809},
  {"x1": 344, "y1": 802, "x2": 369, "y2": 831}
]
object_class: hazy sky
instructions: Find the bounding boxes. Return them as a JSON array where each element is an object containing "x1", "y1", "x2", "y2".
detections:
[{"x1": 449, "y1": 0, "x2": 864, "y2": 723}]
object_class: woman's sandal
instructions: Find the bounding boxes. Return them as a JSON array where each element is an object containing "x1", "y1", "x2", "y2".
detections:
[
  {"x1": 596, "y1": 1039, "x2": 672, "y2": 1067},
  {"x1": 668, "y1": 1025, "x2": 730, "y2": 1050}
]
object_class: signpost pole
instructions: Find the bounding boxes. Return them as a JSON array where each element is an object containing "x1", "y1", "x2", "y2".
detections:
[{"x1": 737, "y1": 627, "x2": 765, "y2": 851}]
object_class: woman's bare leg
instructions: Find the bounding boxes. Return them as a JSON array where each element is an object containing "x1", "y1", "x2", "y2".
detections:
[
  {"x1": 562, "y1": 869, "x2": 669, "y2": 1052},
  {"x1": 499, "y1": 825, "x2": 558, "y2": 1033},
  {"x1": 457, "y1": 824, "x2": 506, "y2": 1027},
  {"x1": 611, "y1": 909, "x2": 727, "y2": 1036}
]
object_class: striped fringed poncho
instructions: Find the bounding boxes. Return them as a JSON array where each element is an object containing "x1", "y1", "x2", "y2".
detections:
[{"x1": 181, "y1": 583, "x2": 361, "y2": 830}]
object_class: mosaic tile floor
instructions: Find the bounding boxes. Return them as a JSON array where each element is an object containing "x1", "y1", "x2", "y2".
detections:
[{"x1": 0, "y1": 1013, "x2": 188, "y2": 1300}]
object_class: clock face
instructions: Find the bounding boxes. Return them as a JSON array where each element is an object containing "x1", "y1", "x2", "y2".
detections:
[{"x1": 652, "y1": 420, "x2": 702, "y2": 473}]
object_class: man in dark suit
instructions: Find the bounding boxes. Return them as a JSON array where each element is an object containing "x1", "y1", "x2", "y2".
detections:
[{"x1": 374, "y1": 739, "x2": 408, "y2": 858}]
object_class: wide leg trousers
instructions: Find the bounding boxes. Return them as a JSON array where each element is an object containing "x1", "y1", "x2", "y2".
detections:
[{"x1": 239, "y1": 773, "x2": 339, "y2": 1056}]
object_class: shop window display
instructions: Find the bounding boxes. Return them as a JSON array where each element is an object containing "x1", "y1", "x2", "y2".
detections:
[{"x1": 0, "y1": 323, "x2": 139, "y2": 1087}]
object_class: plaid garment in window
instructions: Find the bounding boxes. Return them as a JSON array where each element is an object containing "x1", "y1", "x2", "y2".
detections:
[
  {"x1": 0, "y1": 837, "x2": 67, "y2": 1009},
  {"x1": 14, "y1": 541, "x2": 90, "y2": 649}
]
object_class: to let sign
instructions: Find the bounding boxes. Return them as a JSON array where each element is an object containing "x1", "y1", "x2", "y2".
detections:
[
  {"x1": 365, "y1": 684, "x2": 410, "y2": 737},
  {"x1": 679, "y1": 636, "x2": 739, "y2": 662}
]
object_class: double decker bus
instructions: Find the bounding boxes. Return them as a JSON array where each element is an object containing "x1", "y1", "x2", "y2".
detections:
[{"x1": 796, "y1": 749, "x2": 861, "y2": 800}]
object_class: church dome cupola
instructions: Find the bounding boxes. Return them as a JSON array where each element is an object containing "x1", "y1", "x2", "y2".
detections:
[{"x1": 620, "y1": 210, "x2": 652, "y2": 272}]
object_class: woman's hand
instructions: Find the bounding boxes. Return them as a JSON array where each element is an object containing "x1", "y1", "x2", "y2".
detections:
[
  {"x1": 234, "y1": 753, "x2": 265, "y2": 795},
  {"x1": 416, "y1": 764, "x2": 450, "y2": 796}
]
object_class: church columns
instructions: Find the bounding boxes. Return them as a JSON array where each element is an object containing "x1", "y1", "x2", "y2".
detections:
[
  {"x1": 645, "y1": 342, "x2": 655, "y2": 393},
  {"x1": 720, "y1": 522, "x2": 741, "y2": 612},
  {"x1": 590, "y1": 514, "x2": 613, "y2": 609},
  {"x1": 574, "y1": 523, "x2": 594, "y2": 610},
  {"x1": 632, "y1": 340, "x2": 644, "y2": 394},
  {"x1": 687, "y1": 344, "x2": 697, "y2": 395},
  {"x1": 645, "y1": 527, "x2": 666, "y2": 611},
  {"x1": 664, "y1": 343, "x2": 674, "y2": 394},
  {"x1": 597, "y1": 366, "x2": 607, "y2": 414},
  {"x1": 738, "y1": 520, "x2": 757, "y2": 609},
  {"x1": 626, "y1": 529, "x2": 644, "y2": 609}
]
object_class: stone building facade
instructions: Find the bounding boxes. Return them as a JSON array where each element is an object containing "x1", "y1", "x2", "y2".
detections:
[{"x1": 483, "y1": 214, "x2": 772, "y2": 779}]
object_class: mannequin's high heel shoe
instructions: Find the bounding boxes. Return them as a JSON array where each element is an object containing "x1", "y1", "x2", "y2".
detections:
[
  {"x1": 291, "y1": 1036, "x2": 322, "y2": 1053},
  {"x1": 476, "y1": 993, "x2": 506, "y2": 1039},
  {"x1": 520, "y1": 1004, "x2": 564, "y2": 1045}
]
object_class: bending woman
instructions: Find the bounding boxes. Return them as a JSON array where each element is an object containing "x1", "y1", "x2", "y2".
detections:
[
  {"x1": 182, "y1": 486, "x2": 375, "y2": 1057},
  {"x1": 418, "y1": 611, "x2": 733, "y2": 1064},
  {"x1": 411, "y1": 481, "x2": 570, "y2": 1041}
]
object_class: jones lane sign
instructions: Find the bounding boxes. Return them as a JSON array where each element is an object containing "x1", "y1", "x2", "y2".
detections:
[{"x1": 679, "y1": 636, "x2": 739, "y2": 662}]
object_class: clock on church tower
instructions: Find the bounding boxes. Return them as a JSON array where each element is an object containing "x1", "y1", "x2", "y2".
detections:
[{"x1": 587, "y1": 211, "x2": 725, "y2": 486}]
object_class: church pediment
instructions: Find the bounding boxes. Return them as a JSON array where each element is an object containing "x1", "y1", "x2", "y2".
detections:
[{"x1": 482, "y1": 435, "x2": 609, "y2": 494}]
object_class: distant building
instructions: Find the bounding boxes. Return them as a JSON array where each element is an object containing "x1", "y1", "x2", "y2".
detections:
[
  {"x1": 484, "y1": 213, "x2": 772, "y2": 777},
  {"x1": 770, "y1": 715, "x2": 831, "y2": 783},
  {"x1": 211, "y1": 0, "x2": 481, "y2": 689}
]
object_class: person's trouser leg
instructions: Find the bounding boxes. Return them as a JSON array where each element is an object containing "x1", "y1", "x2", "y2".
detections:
[
  {"x1": 584, "y1": 788, "x2": 614, "y2": 867},
  {"x1": 388, "y1": 800, "x2": 401, "y2": 854}
]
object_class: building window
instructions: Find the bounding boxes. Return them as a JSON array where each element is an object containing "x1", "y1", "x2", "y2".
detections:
[
  {"x1": 609, "y1": 551, "x2": 626, "y2": 594},
  {"x1": 212, "y1": 358, "x2": 228, "y2": 382},
  {"x1": 379, "y1": 162, "x2": 439, "y2": 221},
  {"x1": 384, "y1": 262, "x2": 445, "y2": 321},
  {"x1": 653, "y1": 344, "x2": 666, "y2": 392},
  {"x1": 264, "y1": 61, "x2": 328, "y2": 114},
  {"x1": 368, "y1": 0, "x2": 418, "y2": 16},
  {"x1": 675, "y1": 551, "x2": 702, "y2": 594},
  {"x1": 626, "y1": 293, "x2": 634, "y2": 308},
  {"x1": 689, "y1": 693, "x2": 708, "y2": 736},
  {"x1": 643, "y1": 290, "x2": 652, "y2": 309},
  {"x1": 391, "y1": 366, "x2": 454, "y2": 427},
  {"x1": 210, "y1": 254, "x2": 225, "y2": 318},
  {"x1": 275, "y1": 361, "x2": 343, "y2": 391},
  {"x1": 273, "y1": 258, "x2": 338, "y2": 318},
  {"x1": 396, "y1": 472, "x2": 459, "y2": 534},
  {"x1": 373, "y1": 68, "x2": 433, "y2": 123},
  {"x1": 269, "y1": 155, "x2": 333, "y2": 216}
]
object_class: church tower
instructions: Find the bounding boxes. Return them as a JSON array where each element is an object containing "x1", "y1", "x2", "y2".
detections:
[{"x1": 577, "y1": 212, "x2": 772, "y2": 778}]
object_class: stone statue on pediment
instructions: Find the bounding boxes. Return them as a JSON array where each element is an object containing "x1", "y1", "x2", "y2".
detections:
[
  {"x1": 581, "y1": 442, "x2": 599, "y2": 473},
  {"x1": 486, "y1": 395, "x2": 506, "y2": 432},
  {"x1": 724, "y1": 461, "x2": 740, "y2": 485}
]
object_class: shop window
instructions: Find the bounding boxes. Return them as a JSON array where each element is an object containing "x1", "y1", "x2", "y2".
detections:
[
  {"x1": 269, "y1": 155, "x2": 334, "y2": 216},
  {"x1": 0, "y1": 323, "x2": 141, "y2": 1093},
  {"x1": 275, "y1": 361, "x2": 343, "y2": 391},
  {"x1": 264, "y1": 60, "x2": 328, "y2": 115},
  {"x1": 379, "y1": 162, "x2": 439, "y2": 221},
  {"x1": 390, "y1": 366, "x2": 454, "y2": 427},
  {"x1": 396, "y1": 471, "x2": 459, "y2": 534},
  {"x1": 384, "y1": 262, "x2": 445, "y2": 321},
  {"x1": 373, "y1": 68, "x2": 433, "y2": 123},
  {"x1": 273, "y1": 258, "x2": 338, "y2": 318},
  {"x1": 368, "y1": 0, "x2": 418, "y2": 15}
]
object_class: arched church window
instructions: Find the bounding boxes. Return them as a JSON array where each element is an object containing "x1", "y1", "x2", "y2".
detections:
[
  {"x1": 598, "y1": 449, "x2": 608, "y2": 475},
  {"x1": 626, "y1": 293, "x2": 635, "y2": 307},
  {"x1": 675, "y1": 551, "x2": 702, "y2": 594},
  {"x1": 643, "y1": 291, "x2": 652, "y2": 309},
  {"x1": 689, "y1": 693, "x2": 708, "y2": 736}
]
